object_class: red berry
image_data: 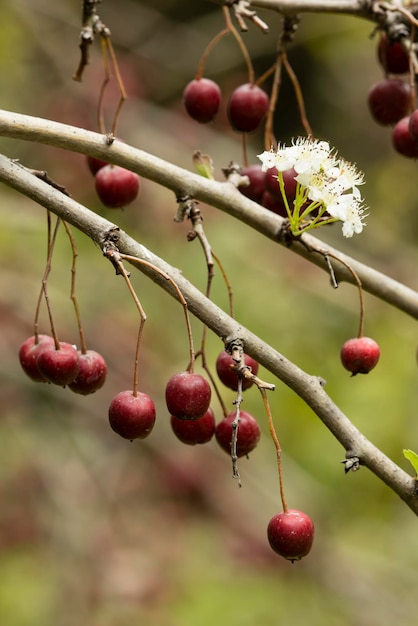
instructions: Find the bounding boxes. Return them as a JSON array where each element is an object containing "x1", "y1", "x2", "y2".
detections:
[
  {"x1": 392, "y1": 115, "x2": 418, "y2": 158},
  {"x1": 367, "y1": 78, "x2": 411, "y2": 126},
  {"x1": 68, "y1": 350, "x2": 107, "y2": 395},
  {"x1": 109, "y1": 390, "x2": 156, "y2": 440},
  {"x1": 265, "y1": 167, "x2": 298, "y2": 201},
  {"x1": 95, "y1": 164, "x2": 140, "y2": 208},
  {"x1": 183, "y1": 78, "x2": 221, "y2": 124},
  {"x1": 267, "y1": 509, "x2": 314, "y2": 562},
  {"x1": 261, "y1": 191, "x2": 287, "y2": 217},
  {"x1": 215, "y1": 350, "x2": 259, "y2": 391},
  {"x1": 215, "y1": 410, "x2": 260, "y2": 457},
  {"x1": 165, "y1": 372, "x2": 211, "y2": 420},
  {"x1": 228, "y1": 83, "x2": 269, "y2": 133},
  {"x1": 86, "y1": 155, "x2": 108, "y2": 176},
  {"x1": 377, "y1": 33, "x2": 409, "y2": 75},
  {"x1": 238, "y1": 164, "x2": 266, "y2": 203},
  {"x1": 36, "y1": 341, "x2": 80, "y2": 386},
  {"x1": 18, "y1": 334, "x2": 55, "y2": 382},
  {"x1": 340, "y1": 336, "x2": 380, "y2": 375},
  {"x1": 409, "y1": 109, "x2": 418, "y2": 141},
  {"x1": 170, "y1": 408, "x2": 215, "y2": 445}
]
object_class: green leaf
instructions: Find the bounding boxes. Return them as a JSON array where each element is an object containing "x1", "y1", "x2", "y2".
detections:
[
  {"x1": 403, "y1": 449, "x2": 418, "y2": 476},
  {"x1": 193, "y1": 151, "x2": 214, "y2": 180}
]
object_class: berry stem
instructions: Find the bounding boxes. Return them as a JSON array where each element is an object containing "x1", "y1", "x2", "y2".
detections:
[
  {"x1": 320, "y1": 249, "x2": 365, "y2": 338},
  {"x1": 118, "y1": 253, "x2": 196, "y2": 372},
  {"x1": 222, "y1": 6, "x2": 255, "y2": 85},
  {"x1": 111, "y1": 256, "x2": 146, "y2": 396},
  {"x1": 262, "y1": 52, "x2": 283, "y2": 150},
  {"x1": 40, "y1": 214, "x2": 62, "y2": 350},
  {"x1": 105, "y1": 37, "x2": 128, "y2": 137},
  {"x1": 63, "y1": 221, "x2": 88, "y2": 354},
  {"x1": 282, "y1": 52, "x2": 312, "y2": 137},
  {"x1": 98, "y1": 34, "x2": 127, "y2": 135},
  {"x1": 241, "y1": 133, "x2": 249, "y2": 168},
  {"x1": 407, "y1": 26, "x2": 416, "y2": 111},
  {"x1": 33, "y1": 210, "x2": 52, "y2": 343},
  {"x1": 260, "y1": 388, "x2": 288, "y2": 513},
  {"x1": 212, "y1": 250, "x2": 235, "y2": 319},
  {"x1": 196, "y1": 27, "x2": 229, "y2": 80}
]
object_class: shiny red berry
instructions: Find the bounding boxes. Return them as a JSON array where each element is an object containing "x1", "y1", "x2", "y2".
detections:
[
  {"x1": 215, "y1": 350, "x2": 259, "y2": 391},
  {"x1": 170, "y1": 408, "x2": 216, "y2": 445},
  {"x1": 109, "y1": 390, "x2": 156, "y2": 440},
  {"x1": 183, "y1": 78, "x2": 221, "y2": 123},
  {"x1": 95, "y1": 164, "x2": 140, "y2": 208},
  {"x1": 238, "y1": 164, "x2": 266, "y2": 203},
  {"x1": 392, "y1": 116, "x2": 418, "y2": 158},
  {"x1": 367, "y1": 79, "x2": 410, "y2": 126},
  {"x1": 68, "y1": 350, "x2": 107, "y2": 395},
  {"x1": 340, "y1": 336, "x2": 380, "y2": 375},
  {"x1": 267, "y1": 509, "x2": 314, "y2": 562},
  {"x1": 215, "y1": 410, "x2": 260, "y2": 457},
  {"x1": 377, "y1": 33, "x2": 409, "y2": 75},
  {"x1": 36, "y1": 341, "x2": 80, "y2": 386},
  {"x1": 18, "y1": 334, "x2": 55, "y2": 383},
  {"x1": 228, "y1": 83, "x2": 269, "y2": 132},
  {"x1": 165, "y1": 372, "x2": 211, "y2": 420}
]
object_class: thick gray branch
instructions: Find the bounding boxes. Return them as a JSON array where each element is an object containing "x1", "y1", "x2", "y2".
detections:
[
  {"x1": 0, "y1": 152, "x2": 416, "y2": 515},
  {"x1": 208, "y1": 0, "x2": 375, "y2": 19},
  {"x1": 0, "y1": 109, "x2": 418, "y2": 320}
]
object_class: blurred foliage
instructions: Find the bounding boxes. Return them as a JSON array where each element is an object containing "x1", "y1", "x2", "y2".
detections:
[{"x1": 1, "y1": 0, "x2": 418, "y2": 625}]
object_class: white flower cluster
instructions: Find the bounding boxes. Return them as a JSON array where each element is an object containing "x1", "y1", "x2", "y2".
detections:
[{"x1": 257, "y1": 138, "x2": 368, "y2": 237}]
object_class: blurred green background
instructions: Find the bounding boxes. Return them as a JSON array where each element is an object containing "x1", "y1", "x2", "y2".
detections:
[{"x1": 1, "y1": 1, "x2": 418, "y2": 625}]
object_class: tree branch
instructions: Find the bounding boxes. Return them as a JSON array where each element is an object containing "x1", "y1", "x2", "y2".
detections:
[
  {"x1": 207, "y1": 0, "x2": 375, "y2": 19},
  {"x1": 0, "y1": 108, "x2": 418, "y2": 320},
  {"x1": 0, "y1": 152, "x2": 417, "y2": 514}
]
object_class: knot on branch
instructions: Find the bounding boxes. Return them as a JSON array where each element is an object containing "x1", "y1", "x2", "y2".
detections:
[{"x1": 342, "y1": 456, "x2": 361, "y2": 474}]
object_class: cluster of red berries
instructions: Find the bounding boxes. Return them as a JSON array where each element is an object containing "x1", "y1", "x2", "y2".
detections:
[
  {"x1": 183, "y1": 77, "x2": 269, "y2": 133},
  {"x1": 108, "y1": 350, "x2": 261, "y2": 451},
  {"x1": 238, "y1": 162, "x2": 302, "y2": 217},
  {"x1": 367, "y1": 33, "x2": 418, "y2": 158},
  {"x1": 87, "y1": 154, "x2": 140, "y2": 208},
  {"x1": 19, "y1": 333, "x2": 318, "y2": 560},
  {"x1": 19, "y1": 334, "x2": 107, "y2": 394}
]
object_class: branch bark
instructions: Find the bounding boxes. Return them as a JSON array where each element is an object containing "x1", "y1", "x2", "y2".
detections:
[
  {"x1": 0, "y1": 150, "x2": 417, "y2": 515},
  {"x1": 1, "y1": 108, "x2": 418, "y2": 320},
  {"x1": 207, "y1": 0, "x2": 375, "y2": 19}
]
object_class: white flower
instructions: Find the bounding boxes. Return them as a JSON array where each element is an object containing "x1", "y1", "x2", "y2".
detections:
[
  {"x1": 257, "y1": 149, "x2": 279, "y2": 172},
  {"x1": 292, "y1": 138, "x2": 333, "y2": 176},
  {"x1": 341, "y1": 202, "x2": 367, "y2": 237},
  {"x1": 258, "y1": 137, "x2": 368, "y2": 237}
]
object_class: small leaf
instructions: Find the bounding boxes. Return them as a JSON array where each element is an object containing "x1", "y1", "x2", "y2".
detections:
[
  {"x1": 193, "y1": 151, "x2": 214, "y2": 180},
  {"x1": 403, "y1": 449, "x2": 418, "y2": 476}
]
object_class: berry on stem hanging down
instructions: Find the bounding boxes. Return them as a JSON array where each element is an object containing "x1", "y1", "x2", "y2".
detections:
[
  {"x1": 215, "y1": 410, "x2": 260, "y2": 457},
  {"x1": 19, "y1": 334, "x2": 55, "y2": 383},
  {"x1": 377, "y1": 33, "x2": 410, "y2": 75},
  {"x1": 183, "y1": 78, "x2": 221, "y2": 124},
  {"x1": 36, "y1": 341, "x2": 80, "y2": 387},
  {"x1": 69, "y1": 349, "x2": 107, "y2": 395},
  {"x1": 165, "y1": 371, "x2": 212, "y2": 420},
  {"x1": 170, "y1": 408, "x2": 216, "y2": 445},
  {"x1": 109, "y1": 390, "x2": 156, "y2": 440},
  {"x1": 216, "y1": 350, "x2": 259, "y2": 391},
  {"x1": 267, "y1": 509, "x2": 314, "y2": 562},
  {"x1": 340, "y1": 336, "x2": 380, "y2": 375},
  {"x1": 367, "y1": 78, "x2": 411, "y2": 126},
  {"x1": 95, "y1": 164, "x2": 140, "y2": 208},
  {"x1": 228, "y1": 83, "x2": 269, "y2": 132}
]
